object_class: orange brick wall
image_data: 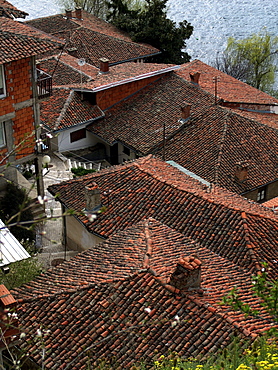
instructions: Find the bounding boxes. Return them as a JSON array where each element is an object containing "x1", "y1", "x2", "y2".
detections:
[
  {"x1": 0, "y1": 57, "x2": 35, "y2": 163},
  {"x1": 96, "y1": 75, "x2": 161, "y2": 110}
]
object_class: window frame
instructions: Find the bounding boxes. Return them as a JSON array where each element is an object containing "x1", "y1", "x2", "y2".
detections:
[
  {"x1": 0, "y1": 121, "x2": 6, "y2": 148},
  {"x1": 257, "y1": 186, "x2": 267, "y2": 202},
  {"x1": 0, "y1": 65, "x2": 6, "y2": 98},
  {"x1": 70, "y1": 128, "x2": 87, "y2": 143}
]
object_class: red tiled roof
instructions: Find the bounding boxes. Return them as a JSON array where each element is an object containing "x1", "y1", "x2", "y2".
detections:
[
  {"x1": 0, "y1": 0, "x2": 28, "y2": 19},
  {"x1": 155, "y1": 103, "x2": 278, "y2": 194},
  {"x1": 86, "y1": 72, "x2": 278, "y2": 194},
  {"x1": 17, "y1": 272, "x2": 258, "y2": 369},
  {"x1": 48, "y1": 155, "x2": 278, "y2": 277},
  {"x1": 229, "y1": 108, "x2": 278, "y2": 130},
  {"x1": 0, "y1": 18, "x2": 64, "y2": 64},
  {"x1": 263, "y1": 196, "x2": 278, "y2": 209},
  {"x1": 39, "y1": 55, "x2": 175, "y2": 89},
  {"x1": 87, "y1": 73, "x2": 214, "y2": 153},
  {"x1": 26, "y1": 11, "x2": 160, "y2": 67},
  {"x1": 40, "y1": 89, "x2": 104, "y2": 131},
  {"x1": 178, "y1": 59, "x2": 278, "y2": 105},
  {"x1": 14, "y1": 218, "x2": 273, "y2": 368}
]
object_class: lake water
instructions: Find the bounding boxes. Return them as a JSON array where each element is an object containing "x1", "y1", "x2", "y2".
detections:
[{"x1": 12, "y1": 0, "x2": 278, "y2": 65}]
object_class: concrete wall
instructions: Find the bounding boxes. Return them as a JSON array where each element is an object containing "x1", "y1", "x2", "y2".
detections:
[
  {"x1": 57, "y1": 125, "x2": 101, "y2": 152},
  {"x1": 65, "y1": 214, "x2": 104, "y2": 251}
]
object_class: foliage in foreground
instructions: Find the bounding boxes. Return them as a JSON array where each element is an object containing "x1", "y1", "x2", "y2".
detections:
[{"x1": 83, "y1": 336, "x2": 278, "y2": 369}]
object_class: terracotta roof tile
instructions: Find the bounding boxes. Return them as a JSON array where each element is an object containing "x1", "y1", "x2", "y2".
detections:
[
  {"x1": 13, "y1": 217, "x2": 274, "y2": 368},
  {"x1": 0, "y1": 18, "x2": 64, "y2": 64},
  {"x1": 263, "y1": 196, "x2": 278, "y2": 209},
  {"x1": 48, "y1": 155, "x2": 278, "y2": 277},
  {"x1": 87, "y1": 72, "x2": 278, "y2": 194},
  {"x1": 26, "y1": 10, "x2": 160, "y2": 67},
  {"x1": 40, "y1": 89, "x2": 104, "y2": 131},
  {"x1": 39, "y1": 55, "x2": 175, "y2": 89},
  {"x1": 178, "y1": 59, "x2": 278, "y2": 105},
  {"x1": 87, "y1": 73, "x2": 214, "y2": 153},
  {"x1": 0, "y1": 0, "x2": 28, "y2": 19}
]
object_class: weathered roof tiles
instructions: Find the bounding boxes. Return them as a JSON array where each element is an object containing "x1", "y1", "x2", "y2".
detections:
[{"x1": 48, "y1": 155, "x2": 278, "y2": 277}]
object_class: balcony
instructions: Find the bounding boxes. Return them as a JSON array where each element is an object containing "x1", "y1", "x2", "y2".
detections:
[{"x1": 37, "y1": 69, "x2": 52, "y2": 99}]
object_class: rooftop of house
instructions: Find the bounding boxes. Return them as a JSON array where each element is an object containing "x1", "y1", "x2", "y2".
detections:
[
  {"x1": 178, "y1": 59, "x2": 278, "y2": 106},
  {"x1": 263, "y1": 196, "x2": 278, "y2": 209},
  {"x1": 26, "y1": 9, "x2": 160, "y2": 67},
  {"x1": 0, "y1": 17, "x2": 64, "y2": 64},
  {"x1": 85, "y1": 72, "x2": 278, "y2": 194},
  {"x1": 40, "y1": 89, "x2": 104, "y2": 131},
  {"x1": 0, "y1": 0, "x2": 28, "y2": 19},
  {"x1": 38, "y1": 53, "x2": 176, "y2": 89},
  {"x1": 14, "y1": 218, "x2": 273, "y2": 369},
  {"x1": 48, "y1": 155, "x2": 278, "y2": 278}
]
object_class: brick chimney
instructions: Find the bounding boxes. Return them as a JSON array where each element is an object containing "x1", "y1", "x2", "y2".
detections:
[
  {"x1": 99, "y1": 58, "x2": 109, "y2": 73},
  {"x1": 169, "y1": 256, "x2": 201, "y2": 290},
  {"x1": 181, "y1": 103, "x2": 191, "y2": 120},
  {"x1": 75, "y1": 7, "x2": 82, "y2": 20},
  {"x1": 85, "y1": 183, "x2": 102, "y2": 212},
  {"x1": 0, "y1": 285, "x2": 19, "y2": 349},
  {"x1": 235, "y1": 161, "x2": 248, "y2": 182},
  {"x1": 190, "y1": 71, "x2": 200, "y2": 85},
  {"x1": 65, "y1": 9, "x2": 72, "y2": 18}
]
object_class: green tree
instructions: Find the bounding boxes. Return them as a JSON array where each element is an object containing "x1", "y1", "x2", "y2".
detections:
[
  {"x1": 214, "y1": 30, "x2": 278, "y2": 92},
  {"x1": 56, "y1": 0, "x2": 143, "y2": 20},
  {"x1": 107, "y1": 0, "x2": 193, "y2": 64}
]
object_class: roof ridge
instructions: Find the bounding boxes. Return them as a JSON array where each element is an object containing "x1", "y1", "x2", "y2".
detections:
[
  {"x1": 187, "y1": 294, "x2": 258, "y2": 339},
  {"x1": 54, "y1": 55, "x2": 94, "y2": 80},
  {"x1": 54, "y1": 90, "x2": 74, "y2": 131},
  {"x1": 142, "y1": 219, "x2": 153, "y2": 269},
  {"x1": 214, "y1": 113, "x2": 229, "y2": 186},
  {"x1": 240, "y1": 211, "x2": 263, "y2": 275}
]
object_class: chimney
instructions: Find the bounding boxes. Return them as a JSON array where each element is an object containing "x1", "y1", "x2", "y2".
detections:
[
  {"x1": 181, "y1": 103, "x2": 191, "y2": 120},
  {"x1": 75, "y1": 7, "x2": 82, "y2": 20},
  {"x1": 190, "y1": 71, "x2": 200, "y2": 85},
  {"x1": 67, "y1": 47, "x2": 78, "y2": 58},
  {"x1": 235, "y1": 161, "x2": 248, "y2": 182},
  {"x1": 84, "y1": 183, "x2": 102, "y2": 212},
  {"x1": 169, "y1": 256, "x2": 201, "y2": 290},
  {"x1": 65, "y1": 9, "x2": 72, "y2": 18},
  {"x1": 99, "y1": 58, "x2": 109, "y2": 73}
]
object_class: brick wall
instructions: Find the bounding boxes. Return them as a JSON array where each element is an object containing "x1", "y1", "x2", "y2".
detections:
[
  {"x1": 0, "y1": 57, "x2": 35, "y2": 163},
  {"x1": 96, "y1": 75, "x2": 161, "y2": 110}
]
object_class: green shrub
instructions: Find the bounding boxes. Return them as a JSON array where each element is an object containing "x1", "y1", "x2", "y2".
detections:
[{"x1": 71, "y1": 167, "x2": 96, "y2": 178}]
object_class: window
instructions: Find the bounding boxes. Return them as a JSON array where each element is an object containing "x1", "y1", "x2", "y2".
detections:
[
  {"x1": 0, "y1": 122, "x2": 6, "y2": 147},
  {"x1": 0, "y1": 65, "x2": 6, "y2": 97},
  {"x1": 257, "y1": 186, "x2": 267, "y2": 202},
  {"x1": 70, "y1": 128, "x2": 86, "y2": 143}
]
